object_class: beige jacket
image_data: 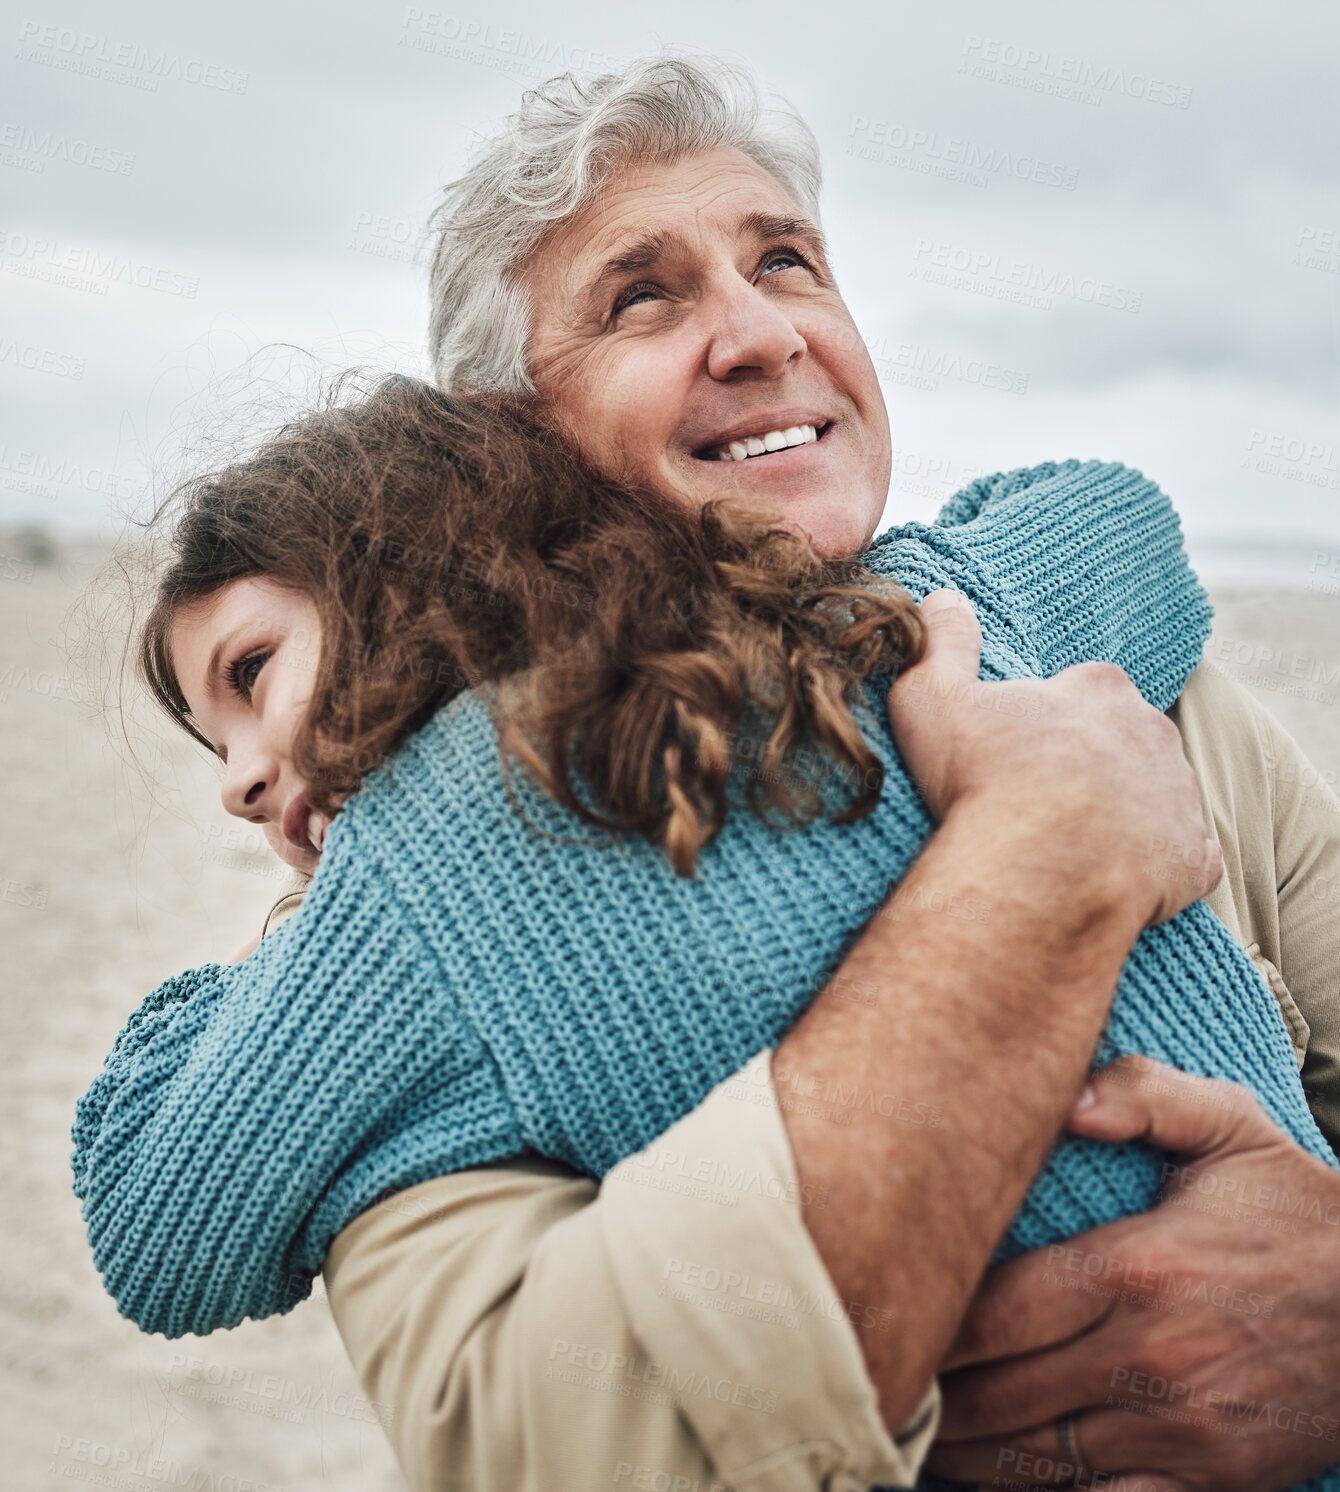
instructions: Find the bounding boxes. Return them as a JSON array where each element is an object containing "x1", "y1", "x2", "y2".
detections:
[{"x1": 252, "y1": 664, "x2": 1340, "y2": 1492}]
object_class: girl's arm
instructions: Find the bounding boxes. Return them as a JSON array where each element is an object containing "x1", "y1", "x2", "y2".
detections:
[{"x1": 70, "y1": 821, "x2": 522, "y2": 1339}]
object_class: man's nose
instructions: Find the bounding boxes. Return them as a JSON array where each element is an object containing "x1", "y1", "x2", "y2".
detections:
[
  {"x1": 220, "y1": 748, "x2": 278, "y2": 822},
  {"x1": 704, "y1": 277, "x2": 807, "y2": 381}
]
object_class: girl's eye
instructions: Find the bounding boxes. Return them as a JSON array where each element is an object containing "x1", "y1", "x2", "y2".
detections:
[{"x1": 224, "y1": 649, "x2": 271, "y2": 699}]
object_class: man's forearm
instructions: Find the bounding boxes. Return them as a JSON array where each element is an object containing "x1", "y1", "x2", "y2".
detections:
[{"x1": 774, "y1": 795, "x2": 1145, "y2": 1431}]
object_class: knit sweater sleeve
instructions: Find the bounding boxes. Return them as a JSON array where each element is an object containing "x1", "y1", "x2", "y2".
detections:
[
  {"x1": 924, "y1": 458, "x2": 1214, "y2": 709},
  {"x1": 69, "y1": 812, "x2": 522, "y2": 1339}
]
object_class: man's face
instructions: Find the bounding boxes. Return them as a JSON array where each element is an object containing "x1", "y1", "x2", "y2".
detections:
[{"x1": 520, "y1": 145, "x2": 891, "y2": 560}]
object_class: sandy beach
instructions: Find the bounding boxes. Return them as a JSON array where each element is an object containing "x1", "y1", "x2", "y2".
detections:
[{"x1": 2, "y1": 547, "x2": 1337, "y2": 1492}]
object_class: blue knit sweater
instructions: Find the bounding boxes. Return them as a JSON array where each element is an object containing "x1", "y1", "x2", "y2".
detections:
[{"x1": 72, "y1": 460, "x2": 1340, "y2": 1489}]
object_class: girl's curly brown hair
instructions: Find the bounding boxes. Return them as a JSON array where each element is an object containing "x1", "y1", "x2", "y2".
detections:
[{"x1": 138, "y1": 374, "x2": 924, "y2": 875}]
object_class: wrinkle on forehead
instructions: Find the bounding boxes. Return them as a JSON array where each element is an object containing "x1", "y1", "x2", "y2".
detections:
[{"x1": 528, "y1": 146, "x2": 812, "y2": 321}]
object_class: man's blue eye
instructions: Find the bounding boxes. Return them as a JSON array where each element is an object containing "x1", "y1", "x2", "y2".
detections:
[
  {"x1": 615, "y1": 280, "x2": 660, "y2": 313},
  {"x1": 762, "y1": 252, "x2": 802, "y2": 275}
]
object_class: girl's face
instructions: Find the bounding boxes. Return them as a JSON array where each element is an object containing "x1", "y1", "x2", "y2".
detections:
[{"x1": 169, "y1": 575, "x2": 329, "y2": 873}]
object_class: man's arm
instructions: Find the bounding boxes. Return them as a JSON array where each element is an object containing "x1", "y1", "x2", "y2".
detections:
[
  {"x1": 323, "y1": 1047, "x2": 940, "y2": 1492},
  {"x1": 774, "y1": 589, "x2": 1223, "y2": 1432},
  {"x1": 921, "y1": 657, "x2": 1340, "y2": 1489},
  {"x1": 321, "y1": 589, "x2": 1217, "y2": 1489}
]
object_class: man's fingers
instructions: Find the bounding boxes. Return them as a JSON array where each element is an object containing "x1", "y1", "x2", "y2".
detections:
[
  {"x1": 1066, "y1": 1055, "x2": 1285, "y2": 1163},
  {"x1": 895, "y1": 587, "x2": 983, "y2": 691},
  {"x1": 937, "y1": 1299, "x2": 1152, "y2": 1439},
  {"x1": 939, "y1": 1233, "x2": 1123, "y2": 1373},
  {"x1": 927, "y1": 1405, "x2": 1190, "y2": 1487}
]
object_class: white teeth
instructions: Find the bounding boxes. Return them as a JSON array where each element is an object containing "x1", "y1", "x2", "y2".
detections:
[
  {"x1": 709, "y1": 424, "x2": 823, "y2": 461},
  {"x1": 308, "y1": 812, "x2": 326, "y2": 854}
]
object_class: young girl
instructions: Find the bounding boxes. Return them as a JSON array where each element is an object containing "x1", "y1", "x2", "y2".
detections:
[{"x1": 73, "y1": 375, "x2": 1339, "y2": 1460}]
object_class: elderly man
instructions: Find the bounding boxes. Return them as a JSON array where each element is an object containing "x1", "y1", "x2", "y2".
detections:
[{"x1": 316, "y1": 56, "x2": 1340, "y2": 1491}]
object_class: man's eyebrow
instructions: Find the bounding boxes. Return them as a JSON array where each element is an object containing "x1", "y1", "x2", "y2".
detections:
[
  {"x1": 737, "y1": 211, "x2": 830, "y2": 266},
  {"x1": 580, "y1": 211, "x2": 831, "y2": 315},
  {"x1": 582, "y1": 227, "x2": 686, "y2": 313}
]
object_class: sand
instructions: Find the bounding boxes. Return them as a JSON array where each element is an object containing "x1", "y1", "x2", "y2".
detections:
[{"x1": 2, "y1": 550, "x2": 1337, "y2": 1490}]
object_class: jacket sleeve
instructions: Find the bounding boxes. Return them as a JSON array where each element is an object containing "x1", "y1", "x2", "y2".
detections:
[
  {"x1": 324, "y1": 1046, "x2": 940, "y2": 1492},
  {"x1": 932, "y1": 458, "x2": 1214, "y2": 709},
  {"x1": 1260, "y1": 695, "x2": 1340, "y2": 1149},
  {"x1": 69, "y1": 817, "x2": 521, "y2": 1339}
]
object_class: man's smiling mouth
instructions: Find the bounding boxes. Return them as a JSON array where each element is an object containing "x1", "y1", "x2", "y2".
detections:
[{"x1": 693, "y1": 421, "x2": 830, "y2": 462}]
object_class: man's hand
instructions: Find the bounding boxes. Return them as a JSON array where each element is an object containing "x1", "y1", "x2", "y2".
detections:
[
  {"x1": 927, "y1": 1055, "x2": 1340, "y2": 1491},
  {"x1": 889, "y1": 589, "x2": 1223, "y2": 926}
]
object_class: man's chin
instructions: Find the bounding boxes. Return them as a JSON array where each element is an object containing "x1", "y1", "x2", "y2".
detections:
[{"x1": 774, "y1": 502, "x2": 873, "y2": 562}]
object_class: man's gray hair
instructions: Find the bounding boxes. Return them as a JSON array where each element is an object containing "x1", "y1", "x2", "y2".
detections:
[{"x1": 426, "y1": 53, "x2": 823, "y2": 398}]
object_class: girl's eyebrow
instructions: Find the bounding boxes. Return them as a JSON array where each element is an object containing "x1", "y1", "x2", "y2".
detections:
[{"x1": 204, "y1": 624, "x2": 248, "y2": 700}]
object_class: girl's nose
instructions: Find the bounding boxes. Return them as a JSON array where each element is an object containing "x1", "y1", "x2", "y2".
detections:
[{"x1": 221, "y1": 749, "x2": 277, "y2": 821}]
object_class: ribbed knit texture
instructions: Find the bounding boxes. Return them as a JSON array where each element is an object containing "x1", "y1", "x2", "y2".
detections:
[{"x1": 71, "y1": 459, "x2": 1340, "y2": 1491}]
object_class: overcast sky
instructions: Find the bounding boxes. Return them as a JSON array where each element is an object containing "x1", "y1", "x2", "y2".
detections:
[{"x1": 3, "y1": 0, "x2": 1337, "y2": 582}]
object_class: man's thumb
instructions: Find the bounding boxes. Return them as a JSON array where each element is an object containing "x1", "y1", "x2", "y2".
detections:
[
  {"x1": 1065, "y1": 1056, "x2": 1278, "y2": 1162},
  {"x1": 905, "y1": 588, "x2": 982, "y2": 681}
]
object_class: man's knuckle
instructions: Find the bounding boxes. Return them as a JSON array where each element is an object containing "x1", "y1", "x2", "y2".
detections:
[{"x1": 1078, "y1": 659, "x2": 1130, "y2": 689}]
